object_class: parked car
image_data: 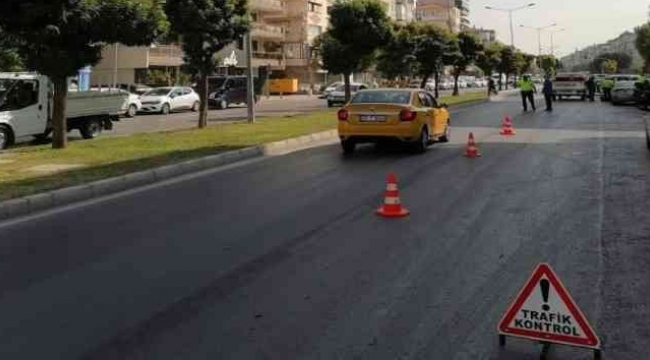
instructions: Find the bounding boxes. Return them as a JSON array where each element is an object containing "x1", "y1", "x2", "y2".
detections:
[
  {"x1": 611, "y1": 76, "x2": 640, "y2": 105},
  {"x1": 327, "y1": 83, "x2": 368, "y2": 107},
  {"x1": 92, "y1": 87, "x2": 141, "y2": 118},
  {"x1": 424, "y1": 81, "x2": 436, "y2": 92},
  {"x1": 337, "y1": 88, "x2": 450, "y2": 153},
  {"x1": 206, "y1": 76, "x2": 259, "y2": 109},
  {"x1": 139, "y1": 86, "x2": 201, "y2": 114},
  {"x1": 320, "y1": 81, "x2": 343, "y2": 99},
  {"x1": 553, "y1": 73, "x2": 589, "y2": 100},
  {"x1": 439, "y1": 79, "x2": 453, "y2": 90}
]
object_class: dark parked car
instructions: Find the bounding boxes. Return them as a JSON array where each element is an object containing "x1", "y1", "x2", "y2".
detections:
[{"x1": 205, "y1": 76, "x2": 260, "y2": 109}]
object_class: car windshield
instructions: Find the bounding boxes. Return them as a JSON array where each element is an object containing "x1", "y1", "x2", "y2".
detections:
[
  {"x1": 350, "y1": 90, "x2": 411, "y2": 104},
  {"x1": 208, "y1": 78, "x2": 227, "y2": 89},
  {"x1": 142, "y1": 88, "x2": 172, "y2": 96},
  {"x1": 335, "y1": 85, "x2": 362, "y2": 92},
  {"x1": 0, "y1": 79, "x2": 17, "y2": 103}
]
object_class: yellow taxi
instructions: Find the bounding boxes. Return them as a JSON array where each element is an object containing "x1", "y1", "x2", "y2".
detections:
[{"x1": 337, "y1": 88, "x2": 450, "y2": 153}]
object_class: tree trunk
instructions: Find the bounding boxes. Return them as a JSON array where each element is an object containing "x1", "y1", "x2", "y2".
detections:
[
  {"x1": 505, "y1": 74, "x2": 509, "y2": 90},
  {"x1": 434, "y1": 71, "x2": 440, "y2": 98},
  {"x1": 344, "y1": 73, "x2": 351, "y2": 102},
  {"x1": 51, "y1": 77, "x2": 68, "y2": 149},
  {"x1": 198, "y1": 72, "x2": 208, "y2": 129},
  {"x1": 453, "y1": 73, "x2": 460, "y2": 96},
  {"x1": 420, "y1": 76, "x2": 428, "y2": 89},
  {"x1": 498, "y1": 72, "x2": 503, "y2": 91},
  {"x1": 645, "y1": 60, "x2": 650, "y2": 74}
]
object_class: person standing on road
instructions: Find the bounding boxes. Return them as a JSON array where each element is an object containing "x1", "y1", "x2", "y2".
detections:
[
  {"x1": 602, "y1": 77, "x2": 614, "y2": 101},
  {"x1": 488, "y1": 78, "x2": 498, "y2": 96},
  {"x1": 518, "y1": 75, "x2": 537, "y2": 112},
  {"x1": 586, "y1": 76, "x2": 596, "y2": 102},
  {"x1": 542, "y1": 75, "x2": 554, "y2": 112}
]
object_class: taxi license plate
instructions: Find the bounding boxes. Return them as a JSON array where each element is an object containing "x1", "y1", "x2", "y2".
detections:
[{"x1": 359, "y1": 114, "x2": 386, "y2": 122}]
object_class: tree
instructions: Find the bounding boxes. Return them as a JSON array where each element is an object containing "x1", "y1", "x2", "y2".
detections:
[
  {"x1": 407, "y1": 23, "x2": 454, "y2": 97},
  {"x1": 322, "y1": 0, "x2": 391, "y2": 101},
  {"x1": 166, "y1": 0, "x2": 249, "y2": 129},
  {"x1": 591, "y1": 52, "x2": 631, "y2": 73},
  {"x1": 538, "y1": 55, "x2": 559, "y2": 76},
  {"x1": 497, "y1": 46, "x2": 517, "y2": 90},
  {"x1": 450, "y1": 31, "x2": 483, "y2": 96},
  {"x1": 0, "y1": 0, "x2": 167, "y2": 149},
  {"x1": 603, "y1": 59, "x2": 618, "y2": 74},
  {"x1": 636, "y1": 23, "x2": 650, "y2": 73},
  {"x1": 0, "y1": 27, "x2": 24, "y2": 72},
  {"x1": 476, "y1": 42, "x2": 502, "y2": 79},
  {"x1": 376, "y1": 24, "x2": 417, "y2": 81},
  {"x1": 515, "y1": 52, "x2": 535, "y2": 76}
]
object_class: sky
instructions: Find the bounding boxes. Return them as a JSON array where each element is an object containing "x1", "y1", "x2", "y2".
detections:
[{"x1": 469, "y1": 0, "x2": 649, "y2": 57}]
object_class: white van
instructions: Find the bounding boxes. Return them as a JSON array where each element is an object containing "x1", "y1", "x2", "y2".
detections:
[{"x1": 553, "y1": 73, "x2": 588, "y2": 100}]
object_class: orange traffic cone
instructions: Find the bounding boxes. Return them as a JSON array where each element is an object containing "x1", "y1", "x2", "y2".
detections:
[
  {"x1": 376, "y1": 173, "x2": 410, "y2": 218},
  {"x1": 464, "y1": 132, "x2": 481, "y2": 158},
  {"x1": 500, "y1": 116, "x2": 516, "y2": 136}
]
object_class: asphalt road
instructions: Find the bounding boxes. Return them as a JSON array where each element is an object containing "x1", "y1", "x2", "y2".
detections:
[{"x1": 1, "y1": 95, "x2": 649, "y2": 359}]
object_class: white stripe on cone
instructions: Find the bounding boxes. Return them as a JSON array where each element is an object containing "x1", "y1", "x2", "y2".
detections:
[
  {"x1": 384, "y1": 197, "x2": 401, "y2": 205},
  {"x1": 386, "y1": 184, "x2": 398, "y2": 191}
]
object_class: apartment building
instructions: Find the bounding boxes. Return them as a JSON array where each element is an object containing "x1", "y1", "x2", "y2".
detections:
[
  {"x1": 474, "y1": 28, "x2": 496, "y2": 44},
  {"x1": 415, "y1": 0, "x2": 461, "y2": 33},
  {"x1": 395, "y1": 0, "x2": 417, "y2": 23}
]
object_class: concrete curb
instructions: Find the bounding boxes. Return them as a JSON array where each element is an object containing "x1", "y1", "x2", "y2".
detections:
[{"x1": 0, "y1": 129, "x2": 339, "y2": 221}]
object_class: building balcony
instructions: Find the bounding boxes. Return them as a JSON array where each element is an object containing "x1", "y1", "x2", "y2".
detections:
[
  {"x1": 252, "y1": 51, "x2": 285, "y2": 69},
  {"x1": 249, "y1": 0, "x2": 285, "y2": 13},
  {"x1": 148, "y1": 44, "x2": 184, "y2": 67},
  {"x1": 251, "y1": 23, "x2": 285, "y2": 40}
]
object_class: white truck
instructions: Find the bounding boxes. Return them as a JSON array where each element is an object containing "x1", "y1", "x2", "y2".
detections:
[
  {"x1": 553, "y1": 72, "x2": 588, "y2": 101},
  {"x1": 0, "y1": 73, "x2": 128, "y2": 149}
]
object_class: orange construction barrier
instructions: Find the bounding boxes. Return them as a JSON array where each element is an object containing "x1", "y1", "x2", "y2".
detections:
[
  {"x1": 376, "y1": 173, "x2": 410, "y2": 218},
  {"x1": 500, "y1": 116, "x2": 516, "y2": 136},
  {"x1": 464, "y1": 132, "x2": 481, "y2": 158}
]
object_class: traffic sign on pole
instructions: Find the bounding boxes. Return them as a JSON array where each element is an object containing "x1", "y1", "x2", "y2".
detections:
[{"x1": 498, "y1": 263, "x2": 601, "y2": 352}]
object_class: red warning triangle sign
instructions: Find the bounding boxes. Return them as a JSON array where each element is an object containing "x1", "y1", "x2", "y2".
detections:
[{"x1": 498, "y1": 263, "x2": 600, "y2": 349}]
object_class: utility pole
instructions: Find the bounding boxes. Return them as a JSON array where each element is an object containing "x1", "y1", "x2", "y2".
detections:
[
  {"x1": 113, "y1": 43, "x2": 119, "y2": 89},
  {"x1": 549, "y1": 28, "x2": 565, "y2": 57},
  {"x1": 485, "y1": 3, "x2": 536, "y2": 47},
  {"x1": 520, "y1": 23, "x2": 557, "y2": 56},
  {"x1": 245, "y1": 32, "x2": 255, "y2": 124}
]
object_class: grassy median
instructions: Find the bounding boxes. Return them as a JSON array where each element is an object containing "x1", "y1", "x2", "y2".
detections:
[{"x1": 0, "y1": 92, "x2": 487, "y2": 201}]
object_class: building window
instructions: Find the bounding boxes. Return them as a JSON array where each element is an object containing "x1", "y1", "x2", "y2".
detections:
[
  {"x1": 308, "y1": 25, "x2": 322, "y2": 42},
  {"x1": 252, "y1": 40, "x2": 259, "y2": 52},
  {"x1": 308, "y1": 1, "x2": 321, "y2": 12},
  {"x1": 236, "y1": 38, "x2": 244, "y2": 50}
]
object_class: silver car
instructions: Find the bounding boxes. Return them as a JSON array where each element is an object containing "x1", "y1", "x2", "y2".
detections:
[{"x1": 611, "y1": 76, "x2": 640, "y2": 105}]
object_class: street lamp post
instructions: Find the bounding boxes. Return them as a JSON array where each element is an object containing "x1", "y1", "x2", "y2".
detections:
[
  {"x1": 549, "y1": 28, "x2": 565, "y2": 57},
  {"x1": 519, "y1": 23, "x2": 557, "y2": 56},
  {"x1": 485, "y1": 3, "x2": 536, "y2": 47}
]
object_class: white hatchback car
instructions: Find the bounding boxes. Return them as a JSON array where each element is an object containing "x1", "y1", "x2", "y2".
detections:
[{"x1": 139, "y1": 87, "x2": 201, "y2": 115}]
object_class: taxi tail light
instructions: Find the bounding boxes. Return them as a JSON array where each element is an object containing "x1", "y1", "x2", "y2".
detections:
[
  {"x1": 338, "y1": 109, "x2": 349, "y2": 121},
  {"x1": 399, "y1": 108, "x2": 417, "y2": 121}
]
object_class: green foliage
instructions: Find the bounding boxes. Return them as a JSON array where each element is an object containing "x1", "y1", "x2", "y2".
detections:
[
  {"x1": 376, "y1": 24, "x2": 417, "y2": 79},
  {"x1": 0, "y1": 0, "x2": 168, "y2": 79},
  {"x1": 538, "y1": 55, "x2": 558, "y2": 76},
  {"x1": 514, "y1": 52, "x2": 535, "y2": 75},
  {"x1": 411, "y1": 23, "x2": 456, "y2": 83},
  {"x1": 0, "y1": 27, "x2": 24, "y2": 71},
  {"x1": 476, "y1": 42, "x2": 502, "y2": 77},
  {"x1": 636, "y1": 23, "x2": 650, "y2": 73},
  {"x1": 603, "y1": 59, "x2": 618, "y2": 74},
  {"x1": 497, "y1": 46, "x2": 517, "y2": 76},
  {"x1": 319, "y1": 0, "x2": 391, "y2": 100},
  {"x1": 450, "y1": 31, "x2": 483, "y2": 95},
  {"x1": 591, "y1": 52, "x2": 631, "y2": 73},
  {"x1": 165, "y1": 0, "x2": 249, "y2": 74}
]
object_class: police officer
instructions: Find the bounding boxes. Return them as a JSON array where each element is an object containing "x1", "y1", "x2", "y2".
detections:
[
  {"x1": 601, "y1": 76, "x2": 614, "y2": 102},
  {"x1": 542, "y1": 75, "x2": 554, "y2": 111},
  {"x1": 518, "y1": 75, "x2": 537, "y2": 112}
]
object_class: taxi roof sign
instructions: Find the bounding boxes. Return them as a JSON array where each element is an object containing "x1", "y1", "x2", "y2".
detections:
[{"x1": 498, "y1": 263, "x2": 600, "y2": 349}]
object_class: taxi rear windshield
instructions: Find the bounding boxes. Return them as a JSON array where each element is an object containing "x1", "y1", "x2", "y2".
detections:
[{"x1": 351, "y1": 91, "x2": 411, "y2": 104}]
